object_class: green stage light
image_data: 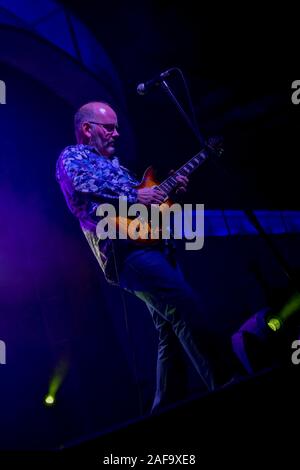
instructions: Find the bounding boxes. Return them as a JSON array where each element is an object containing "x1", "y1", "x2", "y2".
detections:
[
  {"x1": 267, "y1": 317, "x2": 282, "y2": 332},
  {"x1": 266, "y1": 293, "x2": 300, "y2": 332},
  {"x1": 44, "y1": 357, "x2": 69, "y2": 407},
  {"x1": 44, "y1": 395, "x2": 55, "y2": 406}
]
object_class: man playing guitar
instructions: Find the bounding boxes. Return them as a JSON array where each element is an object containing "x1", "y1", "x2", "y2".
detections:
[{"x1": 56, "y1": 101, "x2": 217, "y2": 413}]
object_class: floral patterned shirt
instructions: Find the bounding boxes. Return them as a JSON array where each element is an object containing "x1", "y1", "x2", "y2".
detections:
[{"x1": 56, "y1": 144, "x2": 139, "y2": 284}]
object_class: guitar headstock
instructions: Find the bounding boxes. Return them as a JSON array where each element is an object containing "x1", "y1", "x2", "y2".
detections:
[{"x1": 205, "y1": 136, "x2": 224, "y2": 157}]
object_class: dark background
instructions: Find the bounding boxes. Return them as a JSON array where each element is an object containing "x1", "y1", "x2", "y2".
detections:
[
  {"x1": 60, "y1": 0, "x2": 299, "y2": 210},
  {"x1": 0, "y1": 0, "x2": 300, "y2": 451}
]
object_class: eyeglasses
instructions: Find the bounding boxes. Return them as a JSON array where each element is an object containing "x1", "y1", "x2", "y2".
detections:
[{"x1": 88, "y1": 121, "x2": 119, "y2": 133}]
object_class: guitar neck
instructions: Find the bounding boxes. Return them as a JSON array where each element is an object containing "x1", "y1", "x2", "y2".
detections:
[{"x1": 158, "y1": 148, "x2": 208, "y2": 196}]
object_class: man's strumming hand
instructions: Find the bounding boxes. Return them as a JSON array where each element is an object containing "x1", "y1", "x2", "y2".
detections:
[{"x1": 137, "y1": 187, "x2": 167, "y2": 205}]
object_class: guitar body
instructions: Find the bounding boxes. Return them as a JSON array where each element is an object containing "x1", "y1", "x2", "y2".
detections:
[
  {"x1": 115, "y1": 166, "x2": 173, "y2": 245},
  {"x1": 104, "y1": 138, "x2": 223, "y2": 245},
  {"x1": 135, "y1": 165, "x2": 160, "y2": 189}
]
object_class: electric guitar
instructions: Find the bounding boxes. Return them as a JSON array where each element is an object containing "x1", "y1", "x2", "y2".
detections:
[{"x1": 112, "y1": 138, "x2": 223, "y2": 244}]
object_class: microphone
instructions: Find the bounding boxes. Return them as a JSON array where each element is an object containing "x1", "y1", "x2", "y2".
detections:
[{"x1": 136, "y1": 68, "x2": 175, "y2": 95}]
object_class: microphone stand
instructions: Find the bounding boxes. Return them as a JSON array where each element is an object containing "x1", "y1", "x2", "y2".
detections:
[
  {"x1": 159, "y1": 79, "x2": 299, "y2": 292},
  {"x1": 160, "y1": 80, "x2": 206, "y2": 147}
]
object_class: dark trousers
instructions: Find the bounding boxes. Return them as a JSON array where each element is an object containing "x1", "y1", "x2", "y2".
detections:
[{"x1": 118, "y1": 246, "x2": 216, "y2": 413}]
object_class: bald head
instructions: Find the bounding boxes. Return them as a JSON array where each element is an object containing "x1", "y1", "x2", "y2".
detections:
[
  {"x1": 74, "y1": 102, "x2": 114, "y2": 141},
  {"x1": 74, "y1": 101, "x2": 119, "y2": 157}
]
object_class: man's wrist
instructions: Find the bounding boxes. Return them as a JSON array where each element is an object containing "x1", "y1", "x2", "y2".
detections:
[{"x1": 127, "y1": 188, "x2": 138, "y2": 204}]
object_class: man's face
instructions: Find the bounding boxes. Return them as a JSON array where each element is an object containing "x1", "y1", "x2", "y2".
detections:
[{"x1": 88, "y1": 104, "x2": 119, "y2": 157}]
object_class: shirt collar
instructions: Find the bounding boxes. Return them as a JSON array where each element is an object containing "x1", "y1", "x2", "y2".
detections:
[{"x1": 81, "y1": 144, "x2": 119, "y2": 163}]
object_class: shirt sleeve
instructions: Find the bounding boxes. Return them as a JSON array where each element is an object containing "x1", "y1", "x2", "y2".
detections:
[{"x1": 57, "y1": 148, "x2": 138, "y2": 204}]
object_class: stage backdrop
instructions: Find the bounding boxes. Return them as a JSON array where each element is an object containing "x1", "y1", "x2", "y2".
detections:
[{"x1": 1, "y1": 62, "x2": 300, "y2": 450}]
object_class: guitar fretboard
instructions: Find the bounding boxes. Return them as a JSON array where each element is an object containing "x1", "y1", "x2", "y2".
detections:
[{"x1": 158, "y1": 149, "x2": 208, "y2": 195}]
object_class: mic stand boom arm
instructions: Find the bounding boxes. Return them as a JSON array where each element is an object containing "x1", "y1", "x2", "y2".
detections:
[{"x1": 160, "y1": 80, "x2": 206, "y2": 147}]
